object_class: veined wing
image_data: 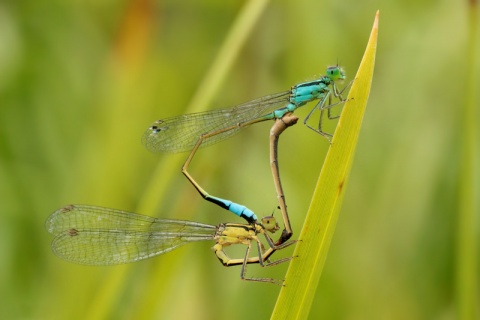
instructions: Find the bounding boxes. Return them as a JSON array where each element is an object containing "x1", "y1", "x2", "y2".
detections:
[
  {"x1": 46, "y1": 205, "x2": 216, "y2": 234},
  {"x1": 46, "y1": 205, "x2": 216, "y2": 265},
  {"x1": 142, "y1": 91, "x2": 291, "y2": 153}
]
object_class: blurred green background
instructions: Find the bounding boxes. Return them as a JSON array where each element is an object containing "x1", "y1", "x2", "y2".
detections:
[{"x1": 0, "y1": 0, "x2": 478, "y2": 319}]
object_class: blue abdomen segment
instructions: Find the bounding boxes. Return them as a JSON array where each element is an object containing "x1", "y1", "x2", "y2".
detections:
[
  {"x1": 207, "y1": 196, "x2": 258, "y2": 223},
  {"x1": 291, "y1": 81, "x2": 329, "y2": 106},
  {"x1": 273, "y1": 106, "x2": 294, "y2": 118},
  {"x1": 268, "y1": 79, "x2": 331, "y2": 120}
]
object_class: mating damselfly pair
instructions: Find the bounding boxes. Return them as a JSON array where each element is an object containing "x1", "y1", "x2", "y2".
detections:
[{"x1": 46, "y1": 66, "x2": 350, "y2": 284}]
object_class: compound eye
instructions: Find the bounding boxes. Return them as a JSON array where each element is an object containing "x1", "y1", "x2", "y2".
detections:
[{"x1": 327, "y1": 66, "x2": 339, "y2": 77}]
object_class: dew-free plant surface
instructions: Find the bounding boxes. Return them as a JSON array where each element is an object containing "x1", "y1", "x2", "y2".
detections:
[{"x1": 271, "y1": 11, "x2": 378, "y2": 320}]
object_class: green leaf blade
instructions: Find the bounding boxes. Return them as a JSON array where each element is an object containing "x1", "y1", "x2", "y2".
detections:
[{"x1": 271, "y1": 11, "x2": 379, "y2": 320}]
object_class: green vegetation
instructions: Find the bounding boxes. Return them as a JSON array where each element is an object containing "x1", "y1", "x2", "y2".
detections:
[
  {"x1": 0, "y1": 2, "x2": 477, "y2": 320},
  {"x1": 272, "y1": 12, "x2": 378, "y2": 319}
]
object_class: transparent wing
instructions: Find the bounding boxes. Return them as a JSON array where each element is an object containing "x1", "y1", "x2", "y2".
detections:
[
  {"x1": 142, "y1": 91, "x2": 291, "y2": 153},
  {"x1": 46, "y1": 205, "x2": 216, "y2": 265}
]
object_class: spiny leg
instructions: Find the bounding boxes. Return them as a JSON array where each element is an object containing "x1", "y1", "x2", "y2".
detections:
[
  {"x1": 320, "y1": 79, "x2": 354, "y2": 124},
  {"x1": 304, "y1": 80, "x2": 353, "y2": 141},
  {"x1": 318, "y1": 98, "x2": 347, "y2": 141},
  {"x1": 212, "y1": 232, "x2": 296, "y2": 284},
  {"x1": 319, "y1": 80, "x2": 354, "y2": 136},
  {"x1": 258, "y1": 238, "x2": 298, "y2": 266},
  {"x1": 239, "y1": 240, "x2": 283, "y2": 285},
  {"x1": 333, "y1": 79, "x2": 354, "y2": 98},
  {"x1": 304, "y1": 92, "x2": 334, "y2": 141}
]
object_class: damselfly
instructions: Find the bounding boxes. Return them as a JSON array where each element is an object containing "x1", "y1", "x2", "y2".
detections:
[
  {"x1": 143, "y1": 66, "x2": 350, "y2": 243},
  {"x1": 46, "y1": 204, "x2": 295, "y2": 284}
]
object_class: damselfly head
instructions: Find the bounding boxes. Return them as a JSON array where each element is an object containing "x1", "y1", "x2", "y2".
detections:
[
  {"x1": 326, "y1": 65, "x2": 346, "y2": 82},
  {"x1": 261, "y1": 215, "x2": 280, "y2": 233}
]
